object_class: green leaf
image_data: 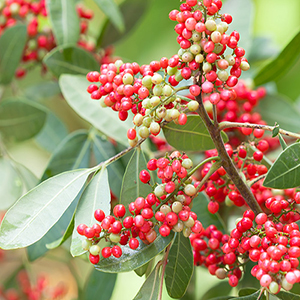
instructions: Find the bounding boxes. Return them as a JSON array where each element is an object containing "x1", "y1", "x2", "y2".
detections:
[
  {"x1": 41, "y1": 130, "x2": 92, "y2": 181},
  {"x1": 46, "y1": 216, "x2": 75, "y2": 249},
  {"x1": 278, "y1": 134, "x2": 288, "y2": 150},
  {"x1": 277, "y1": 290, "x2": 300, "y2": 300},
  {"x1": 92, "y1": 133, "x2": 124, "y2": 198},
  {"x1": 0, "y1": 99, "x2": 47, "y2": 142},
  {"x1": 35, "y1": 110, "x2": 69, "y2": 153},
  {"x1": 43, "y1": 45, "x2": 99, "y2": 78},
  {"x1": 0, "y1": 168, "x2": 94, "y2": 249},
  {"x1": 120, "y1": 148, "x2": 152, "y2": 214},
  {"x1": 94, "y1": 0, "x2": 124, "y2": 33},
  {"x1": 235, "y1": 291, "x2": 262, "y2": 300},
  {"x1": 208, "y1": 297, "x2": 235, "y2": 300},
  {"x1": 0, "y1": 157, "x2": 23, "y2": 210},
  {"x1": 59, "y1": 74, "x2": 132, "y2": 146},
  {"x1": 134, "y1": 261, "x2": 151, "y2": 277},
  {"x1": 163, "y1": 115, "x2": 228, "y2": 152},
  {"x1": 263, "y1": 143, "x2": 300, "y2": 189},
  {"x1": 84, "y1": 269, "x2": 117, "y2": 300},
  {"x1": 98, "y1": 0, "x2": 148, "y2": 47},
  {"x1": 165, "y1": 232, "x2": 193, "y2": 299},
  {"x1": 238, "y1": 288, "x2": 259, "y2": 297},
  {"x1": 46, "y1": 0, "x2": 80, "y2": 46},
  {"x1": 257, "y1": 94, "x2": 300, "y2": 133},
  {"x1": 191, "y1": 192, "x2": 226, "y2": 232},
  {"x1": 254, "y1": 31, "x2": 300, "y2": 86},
  {"x1": 71, "y1": 168, "x2": 111, "y2": 257},
  {"x1": 27, "y1": 198, "x2": 78, "y2": 261},
  {"x1": 201, "y1": 282, "x2": 233, "y2": 300},
  {"x1": 133, "y1": 262, "x2": 162, "y2": 300},
  {"x1": 24, "y1": 81, "x2": 61, "y2": 101},
  {"x1": 0, "y1": 25, "x2": 27, "y2": 84},
  {"x1": 95, "y1": 231, "x2": 174, "y2": 273}
]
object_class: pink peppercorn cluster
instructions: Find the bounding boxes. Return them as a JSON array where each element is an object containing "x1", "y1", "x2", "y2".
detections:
[
  {"x1": 77, "y1": 151, "x2": 204, "y2": 265},
  {"x1": 0, "y1": 0, "x2": 94, "y2": 78}
]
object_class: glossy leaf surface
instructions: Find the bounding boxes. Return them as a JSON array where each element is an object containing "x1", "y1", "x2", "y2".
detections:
[
  {"x1": 119, "y1": 148, "x2": 152, "y2": 214},
  {"x1": 0, "y1": 168, "x2": 93, "y2": 249},
  {"x1": 133, "y1": 262, "x2": 161, "y2": 300},
  {"x1": 95, "y1": 231, "x2": 174, "y2": 273},
  {"x1": 71, "y1": 168, "x2": 110, "y2": 257},
  {"x1": 43, "y1": 45, "x2": 99, "y2": 77},
  {"x1": 264, "y1": 143, "x2": 300, "y2": 189},
  {"x1": 163, "y1": 115, "x2": 228, "y2": 152},
  {"x1": 46, "y1": 0, "x2": 80, "y2": 46},
  {"x1": 59, "y1": 74, "x2": 132, "y2": 146},
  {"x1": 165, "y1": 232, "x2": 193, "y2": 299},
  {"x1": 0, "y1": 25, "x2": 27, "y2": 84},
  {"x1": 0, "y1": 99, "x2": 47, "y2": 142}
]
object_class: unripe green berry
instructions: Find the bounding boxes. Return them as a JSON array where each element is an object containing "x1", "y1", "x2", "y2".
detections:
[
  {"x1": 128, "y1": 137, "x2": 138, "y2": 147},
  {"x1": 156, "y1": 107, "x2": 166, "y2": 119},
  {"x1": 142, "y1": 98, "x2": 150, "y2": 108},
  {"x1": 175, "y1": 71, "x2": 183, "y2": 82},
  {"x1": 172, "y1": 201, "x2": 183, "y2": 214},
  {"x1": 138, "y1": 126, "x2": 150, "y2": 138},
  {"x1": 150, "y1": 96, "x2": 161, "y2": 107},
  {"x1": 195, "y1": 54, "x2": 204, "y2": 64},
  {"x1": 99, "y1": 97, "x2": 107, "y2": 108},
  {"x1": 217, "y1": 70, "x2": 229, "y2": 82},
  {"x1": 225, "y1": 55, "x2": 235, "y2": 66},
  {"x1": 153, "y1": 85, "x2": 163, "y2": 96},
  {"x1": 182, "y1": 52, "x2": 194, "y2": 63},
  {"x1": 188, "y1": 100, "x2": 199, "y2": 111},
  {"x1": 110, "y1": 233, "x2": 121, "y2": 243},
  {"x1": 173, "y1": 220, "x2": 184, "y2": 232},
  {"x1": 216, "y1": 24, "x2": 225, "y2": 34},
  {"x1": 123, "y1": 73, "x2": 134, "y2": 85},
  {"x1": 269, "y1": 281, "x2": 279, "y2": 294},
  {"x1": 143, "y1": 117, "x2": 152, "y2": 128},
  {"x1": 184, "y1": 216, "x2": 195, "y2": 228},
  {"x1": 211, "y1": 31, "x2": 222, "y2": 43},
  {"x1": 150, "y1": 122, "x2": 160, "y2": 135},
  {"x1": 190, "y1": 44, "x2": 201, "y2": 55},
  {"x1": 114, "y1": 59, "x2": 124, "y2": 72},
  {"x1": 82, "y1": 239, "x2": 93, "y2": 251},
  {"x1": 163, "y1": 85, "x2": 173, "y2": 97},
  {"x1": 182, "y1": 158, "x2": 193, "y2": 169},
  {"x1": 175, "y1": 194, "x2": 185, "y2": 203},
  {"x1": 203, "y1": 62, "x2": 212, "y2": 73},
  {"x1": 170, "y1": 109, "x2": 180, "y2": 120},
  {"x1": 167, "y1": 66, "x2": 177, "y2": 76},
  {"x1": 213, "y1": 43, "x2": 223, "y2": 54},
  {"x1": 142, "y1": 75, "x2": 153, "y2": 88},
  {"x1": 205, "y1": 19, "x2": 217, "y2": 32},
  {"x1": 219, "y1": 21, "x2": 228, "y2": 32},
  {"x1": 152, "y1": 73, "x2": 163, "y2": 85},
  {"x1": 155, "y1": 185, "x2": 166, "y2": 197},
  {"x1": 160, "y1": 204, "x2": 171, "y2": 215},
  {"x1": 215, "y1": 268, "x2": 226, "y2": 279},
  {"x1": 184, "y1": 184, "x2": 196, "y2": 196},
  {"x1": 133, "y1": 113, "x2": 143, "y2": 127},
  {"x1": 240, "y1": 61, "x2": 250, "y2": 71},
  {"x1": 183, "y1": 226, "x2": 192, "y2": 237},
  {"x1": 89, "y1": 245, "x2": 101, "y2": 256},
  {"x1": 192, "y1": 32, "x2": 201, "y2": 42},
  {"x1": 282, "y1": 278, "x2": 293, "y2": 291}
]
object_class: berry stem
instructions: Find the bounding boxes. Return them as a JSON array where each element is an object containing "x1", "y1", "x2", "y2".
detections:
[
  {"x1": 219, "y1": 121, "x2": 300, "y2": 140},
  {"x1": 194, "y1": 92, "x2": 262, "y2": 215},
  {"x1": 159, "y1": 244, "x2": 171, "y2": 300}
]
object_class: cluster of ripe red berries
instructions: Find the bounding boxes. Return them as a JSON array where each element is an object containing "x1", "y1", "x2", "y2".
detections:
[
  {"x1": 86, "y1": 59, "x2": 201, "y2": 146},
  {"x1": 168, "y1": 0, "x2": 250, "y2": 105},
  {"x1": 77, "y1": 152, "x2": 203, "y2": 265},
  {"x1": 191, "y1": 194, "x2": 300, "y2": 292},
  {"x1": 0, "y1": 0, "x2": 94, "y2": 78},
  {"x1": 0, "y1": 269, "x2": 67, "y2": 300}
]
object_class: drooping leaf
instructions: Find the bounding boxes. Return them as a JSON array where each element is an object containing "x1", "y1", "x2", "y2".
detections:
[
  {"x1": 222, "y1": 0, "x2": 253, "y2": 54},
  {"x1": 93, "y1": 0, "x2": 124, "y2": 33},
  {"x1": 59, "y1": 74, "x2": 132, "y2": 146},
  {"x1": 238, "y1": 288, "x2": 259, "y2": 297},
  {"x1": 134, "y1": 261, "x2": 151, "y2": 277},
  {"x1": 263, "y1": 143, "x2": 300, "y2": 189},
  {"x1": 92, "y1": 133, "x2": 124, "y2": 198},
  {"x1": 46, "y1": 215, "x2": 75, "y2": 249},
  {"x1": 35, "y1": 110, "x2": 69, "y2": 153},
  {"x1": 41, "y1": 130, "x2": 92, "y2": 181},
  {"x1": 95, "y1": 231, "x2": 174, "y2": 273},
  {"x1": 235, "y1": 291, "x2": 262, "y2": 300},
  {"x1": 71, "y1": 168, "x2": 111, "y2": 257},
  {"x1": 133, "y1": 262, "x2": 162, "y2": 300},
  {"x1": 257, "y1": 94, "x2": 300, "y2": 133},
  {"x1": 163, "y1": 115, "x2": 228, "y2": 152},
  {"x1": 0, "y1": 168, "x2": 94, "y2": 249},
  {"x1": 201, "y1": 282, "x2": 233, "y2": 300},
  {"x1": 98, "y1": 0, "x2": 148, "y2": 47},
  {"x1": 84, "y1": 269, "x2": 117, "y2": 300},
  {"x1": 43, "y1": 45, "x2": 99, "y2": 78},
  {"x1": 0, "y1": 157, "x2": 23, "y2": 210},
  {"x1": 27, "y1": 198, "x2": 78, "y2": 261},
  {"x1": 254, "y1": 31, "x2": 300, "y2": 86},
  {"x1": 191, "y1": 192, "x2": 226, "y2": 232},
  {"x1": 119, "y1": 148, "x2": 152, "y2": 215},
  {"x1": 24, "y1": 81, "x2": 61, "y2": 101},
  {"x1": 0, "y1": 99, "x2": 47, "y2": 142},
  {"x1": 0, "y1": 25, "x2": 27, "y2": 84},
  {"x1": 277, "y1": 290, "x2": 300, "y2": 300},
  {"x1": 165, "y1": 232, "x2": 193, "y2": 299},
  {"x1": 46, "y1": 0, "x2": 80, "y2": 46},
  {"x1": 13, "y1": 162, "x2": 39, "y2": 192}
]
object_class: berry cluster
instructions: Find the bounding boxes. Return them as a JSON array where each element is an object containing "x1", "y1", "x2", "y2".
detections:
[
  {"x1": 86, "y1": 59, "x2": 201, "y2": 146},
  {"x1": 0, "y1": 269, "x2": 67, "y2": 300},
  {"x1": 77, "y1": 152, "x2": 204, "y2": 265},
  {"x1": 169, "y1": 0, "x2": 250, "y2": 104},
  {"x1": 0, "y1": 0, "x2": 94, "y2": 78}
]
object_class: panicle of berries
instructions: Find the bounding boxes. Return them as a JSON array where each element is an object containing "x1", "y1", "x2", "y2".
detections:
[
  {"x1": 0, "y1": 0, "x2": 94, "y2": 78},
  {"x1": 77, "y1": 152, "x2": 205, "y2": 265},
  {"x1": 86, "y1": 58, "x2": 200, "y2": 146},
  {"x1": 168, "y1": 0, "x2": 250, "y2": 105}
]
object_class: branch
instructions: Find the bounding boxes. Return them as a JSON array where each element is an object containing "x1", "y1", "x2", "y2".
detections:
[{"x1": 219, "y1": 121, "x2": 300, "y2": 140}]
